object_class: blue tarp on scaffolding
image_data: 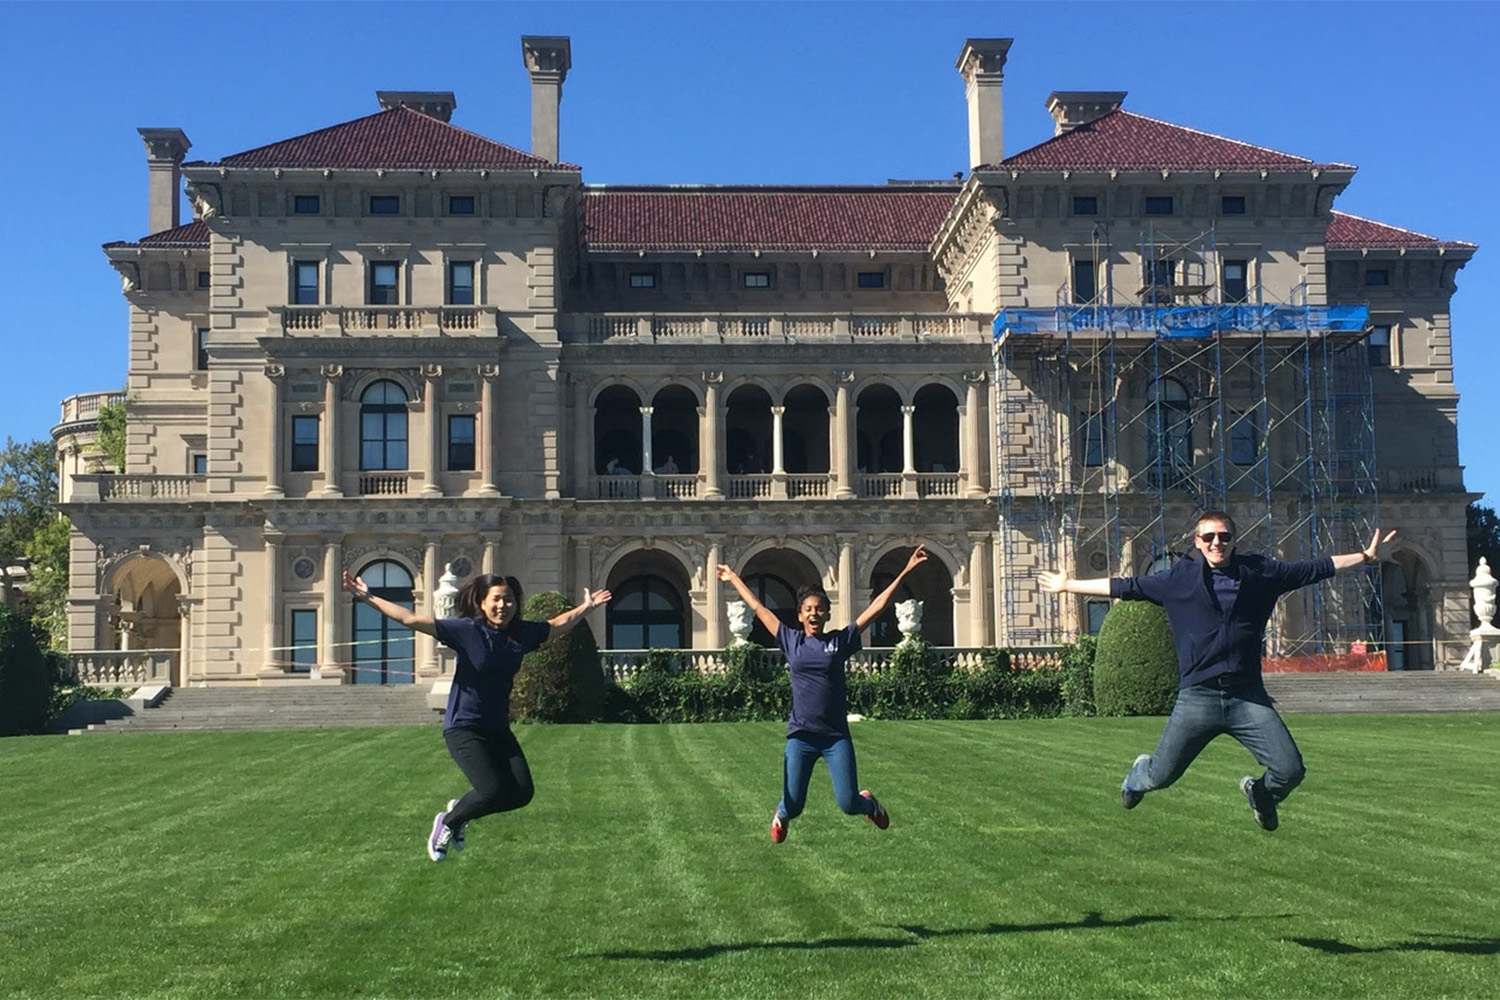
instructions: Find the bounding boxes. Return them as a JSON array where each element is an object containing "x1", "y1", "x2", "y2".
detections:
[{"x1": 993, "y1": 304, "x2": 1370, "y2": 339}]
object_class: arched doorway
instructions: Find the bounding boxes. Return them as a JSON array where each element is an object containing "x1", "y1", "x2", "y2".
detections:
[
  {"x1": 740, "y1": 548, "x2": 821, "y2": 646},
  {"x1": 867, "y1": 547, "x2": 954, "y2": 646},
  {"x1": 605, "y1": 550, "x2": 691, "y2": 650},
  {"x1": 106, "y1": 555, "x2": 182, "y2": 652},
  {"x1": 1382, "y1": 554, "x2": 1434, "y2": 670},
  {"x1": 351, "y1": 560, "x2": 415, "y2": 684},
  {"x1": 782, "y1": 384, "x2": 830, "y2": 473},
  {"x1": 595, "y1": 385, "x2": 643, "y2": 475},
  {"x1": 856, "y1": 384, "x2": 902, "y2": 474},
  {"x1": 912, "y1": 383, "x2": 959, "y2": 473},
  {"x1": 726, "y1": 385, "x2": 772, "y2": 474},
  {"x1": 650, "y1": 385, "x2": 699, "y2": 475}
]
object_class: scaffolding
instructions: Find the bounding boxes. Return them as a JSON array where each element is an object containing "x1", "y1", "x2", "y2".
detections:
[{"x1": 994, "y1": 227, "x2": 1382, "y2": 654}]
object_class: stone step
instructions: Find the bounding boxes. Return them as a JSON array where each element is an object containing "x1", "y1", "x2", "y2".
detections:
[
  {"x1": 1263, "y1": 671, "x2": 1500, "y2": 713},
  {"x1": 78, "y1": 686, "x2": 442, "y2": 734}
]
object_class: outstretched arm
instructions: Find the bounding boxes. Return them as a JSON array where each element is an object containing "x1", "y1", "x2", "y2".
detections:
[
  {"x1": 1332, "y1": 527, "x2": 1397, "y2": 572},
  {"x1": 716, "y1": 564, "x2": 784, "y2": 636},
  {"x1": 342, "y1": 570, "x2": 437, "y2": 636},
  {"x1": 547, "y1": 588, "x2": 613, "y2": 634},
  {"x1": 855, "y1": 545, "x2": 929, "y2": 631},
  {"x1": 1038, "y1": 570, "x2": 1113, "y2": 597}
]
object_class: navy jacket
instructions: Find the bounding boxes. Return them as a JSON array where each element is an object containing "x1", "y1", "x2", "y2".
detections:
[{"x1": 1110, "y1": 552, "x2": 1335, "y2": 689}]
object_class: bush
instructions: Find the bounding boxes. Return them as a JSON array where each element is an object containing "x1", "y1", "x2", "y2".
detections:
[
  {"x1": 1092, "y1": 601, "x2": 1179, "y2": 716},
  {"x1": 624, "y1": 646, "x2": 791, "y2": 723},
  {"x1": 1060, "y1": 634, "x2": 1098, "y2": 717},
  {"x1": 510, "y1": 592, "x2": 607, "y2": 723},
  {"x1": 0, "y1": 605, "x2": 54, "y2": 735}
]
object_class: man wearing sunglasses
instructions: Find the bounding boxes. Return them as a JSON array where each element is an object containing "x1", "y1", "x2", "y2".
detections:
[{"x1": 1040, "y1": 511, "x2": 1395, "y2": 832}]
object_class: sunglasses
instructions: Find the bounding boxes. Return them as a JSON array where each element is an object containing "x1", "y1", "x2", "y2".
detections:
[{"x1": 1198, "y1": 532, "x2": 1234, "y2": 544}]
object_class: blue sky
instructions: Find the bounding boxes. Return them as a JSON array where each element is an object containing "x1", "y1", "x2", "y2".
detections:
[{"x1": 3, "y1": 1, "x2": 1496, "y2": 501}]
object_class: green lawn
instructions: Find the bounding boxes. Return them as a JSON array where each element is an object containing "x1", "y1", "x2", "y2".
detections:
[{"x1": 2, "y1": 715, "x2": 1497, "y2": 999}]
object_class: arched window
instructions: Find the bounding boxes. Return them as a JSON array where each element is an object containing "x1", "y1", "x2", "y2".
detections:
[
  {"x1": 607, "y1": 575, "x2": 685, "y2": 649},
  {"x1": 360, "y1": 380, "x2": 409, "y2": 471},
  {"x1": 1146, "y1": 377, "x2": 1191, "y2": 487},
  {"x1": 744, "y1": 573, "x2": 796, "y2": 646},
  {"x1": 351, "y1": 559, "x2": 414, "y2": 684}
]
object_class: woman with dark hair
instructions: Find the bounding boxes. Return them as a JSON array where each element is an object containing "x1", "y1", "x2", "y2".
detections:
[
  {"x1": 716, "y1": 545, "x2": 929, "y2": 843},
  {"x1": 341, "y1": 569, "x2": 611, "y2": 861}
]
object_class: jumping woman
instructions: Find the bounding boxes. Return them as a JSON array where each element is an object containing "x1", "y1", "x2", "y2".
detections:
[
  {"x1": 717, "y1": 545, "x2": 929, "y2": 843},
  {"x1": 341, "y1": 569, "x2": 611, "y2": 861}
]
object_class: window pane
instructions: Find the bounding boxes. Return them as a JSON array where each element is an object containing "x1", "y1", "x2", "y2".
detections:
[
  {"x1": 1072, "y1": 195, "x2": 1097, "y2": 215},
  {"x1": 1144, "y1": 196, "x2": 1173, "y2": 215},
  {"x1": 449, "y1": 262, "x2": 475, "y2": 305},
  {"x1": 193, "y1": 454, "x2": 208, "y2": 475},
  {"x1": 369, "y1": 262, "x2": 399, "y2": 304},
  {"x1": 294, "y1": 262, "x2": 319, "y2": 304},
  {"x1": 294, "y1": 195, "x2": 320, "y2": 214},
  {"x1": 1072, "y1": 260, "x2": 1096, "y2": 303},
  {"x1": 448, "y1": 195, "x2": 475, "y2": 215},
  {"x1": 1086, "y1": 601, "x2": 1109, "y2": 635},
  {"x1": 1368, "y1": 325, "x2": 1391, "y2": 366},
  {"x1": 197, "y1": 270, "x2": 211, "y2": 288},
  {"x1": 1223, "y1": 260, "x2": 1248, "y2": 303},
  {"x1": 1230, "y1": 411, "x2": 1259, "y2": 466},
  {"x1": 1365, "y1": 269, "x2": 1389, "y2": 286},
  {"x1": 629, "y1": 272, "x2": 655, "y2": 288},
  {"x1": 857, "y1": 271, "x2": 886, "y2": 288},
  {"x1": 1221, "y1": 195, "x2": 1246, "y2": 215},
  {"x1": 369, "y1": 195, "x2": 400, "y2": 214},
  {"x1": 744, "y1": 272, "x2": 770, "y2": 288},
  {"x1": 196, "y1": 328, "x2": 209, "y2": 371},
  {"x1": 290, "y1": 610, "x2": 318, "y2": 672},
  {"x1": 447, "y1": 415, "x2": 476, "y2": 471}
]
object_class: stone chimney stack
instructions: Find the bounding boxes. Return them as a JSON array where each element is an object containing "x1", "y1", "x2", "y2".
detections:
[
  {"x1": 956, "y1": 38, "x2": 1012, "y2": 171},
  {"x1": 377, "y1": 91, "x2": 457, "y2": 122},
  {"x1": 1046, "y1": 92, "x2": 1127, "y2": 135},
  {"x1": 521, "y1": 35, "x2": 572, "y2": 163},
  {"x1": 138, "y1": 128, "x2": 191, "y2": 235}
]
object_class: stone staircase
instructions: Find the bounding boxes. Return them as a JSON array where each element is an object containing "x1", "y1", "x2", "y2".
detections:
[
  {"x1": 1263, "y1": 671, "x2": 1500, "y2": 714},
  {"x1": 73, "y1": 686, "x2": 440, "y2": 734}
]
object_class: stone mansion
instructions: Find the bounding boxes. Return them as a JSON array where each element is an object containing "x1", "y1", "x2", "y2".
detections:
[{"x1": 53, "y1": 36, "x2": 1476, "y2": 687}]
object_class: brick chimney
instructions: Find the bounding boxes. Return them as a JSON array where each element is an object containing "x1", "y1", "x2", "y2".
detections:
[
  {"x1": 377, "y1": 91, "x2": 457, "y2": 122},
  {"x1": 1046, "y1": 92, "x2": 1126, "y2": 136},
  {"x1": 138, "y1": 128, "x2": 191, "y2": 235},
  {"x1": 521, "y1": 35, "x2": 572, "y2": 163},
  {"x1": 956, "y1": 38, "x2": 1012, "y2": 171}
]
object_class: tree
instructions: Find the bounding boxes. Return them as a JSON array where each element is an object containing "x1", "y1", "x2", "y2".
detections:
[
  {"x1": 0, "y1": 604, "x2": 53, "y2": 735},
  {"x1": 24, "y1": 515, "x2": 70, "y2": 648},
  {"x1": 0, "y1": 438, "x2": 57, "y2": 568},
  {"x1": 95, "y1": 401, "x2": 127, "y2": 472},
  {"x1": 1467, "y1": 502, "x2": 1500, "y2": 578},
  {"x1": 511, "y1": 592, "x2": 607, "y2": 723}
]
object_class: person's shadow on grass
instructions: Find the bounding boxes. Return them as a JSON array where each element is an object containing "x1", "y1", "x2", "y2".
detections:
[{"x1": 1291, "y1": 932, "x2": 1500, "y2": 956}]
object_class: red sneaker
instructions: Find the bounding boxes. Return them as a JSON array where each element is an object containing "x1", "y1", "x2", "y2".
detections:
[
  {"x1": 770, "y1": 813, "x2": 788, "y2": 844},
  {"x1": 861, "y1": 790, "x2": 889, "y2": 830}
]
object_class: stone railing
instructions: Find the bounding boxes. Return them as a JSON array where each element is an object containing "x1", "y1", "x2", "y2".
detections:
[
  {"x1": 655, "y1": 474, "x2": 699, "y2": 499},
  {"x1": 571, "y1": 312, "x2": 991, "y2": 345},
  {"x1": 786, "y1": 474, "x2": 831, "y2": 499},
  {"x1": 727, "y1": 474, "x2": 773, "y2": 500},
  {"x1": 64, "y1": 649, "x2": 177, "y2": 687},
  {"x1": 66, "y1": 474, "x2": 206, "y2": 502},
  {"x1": 598, "y1": 646, "x2": 1065, "y2": 683},
  {"x1": 915, "y1": 472, "x2": 961, "y2": 498},
  {"x1": 270, "y1": 306, "x2": 498, "y2": 337},
  {"x1": 859, "y1": 473, "x2": 903, "y2": 498},
  {"x1": 358, "y1": 472, "x2": 411, "y2": 496},
  {"x1": 58, "y1": 390, "x2": 127, "y2": 427}
]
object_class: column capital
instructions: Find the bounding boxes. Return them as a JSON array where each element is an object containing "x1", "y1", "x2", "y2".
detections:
[
  {"x1": 639, "y1": 405, "x2": 655, "y2": 416},
  {"x1": 770, "y1": 405, "x2": 786, "y2": 416},
  {"x1": 900, "y1": 404, "x2": 916, "y2": 415},
  {"x1": 836, "y1": 369, "x2": 856, "y2": 383},
  {"x1": 421, "y1": 363, "x2": 443, "y2": 379},
  {"x1": 264, "y1": 363, "x2": 286, "y2": 380},
  {"x1": 702, "y1": 371, "x2": 724, "y2": 384},
  {"x1": 320, "y1": 364, "x2": 344, "y2": 380},
  {"x1": 964, "y1": 370, "x2": 988, "y2": 384},
  {"x1": 478, "y1": 363, "x2": 500, "y2": 379}
]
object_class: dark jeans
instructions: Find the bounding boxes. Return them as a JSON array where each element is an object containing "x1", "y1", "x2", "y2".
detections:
[
  {"x1": 443, "y1": 726, "x2": 535, "y2": 830},
  {"x1": 778, "y1": 731, "x2": 876, "y2": 821},
  {"x1": 1125, "y1": 679, "x2": 1306, "y2": 803}
]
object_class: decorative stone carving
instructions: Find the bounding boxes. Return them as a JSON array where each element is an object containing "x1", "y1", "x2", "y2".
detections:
[
  {"x1": 727, "y1": 601, "x2": 753, "y2": 648},
  {"x1": 434, "y1": 563, "x2": 461, "y2": 619},
  {"x1": 185, "y1": 181, "x2": 221, "y2": 220},
  {"x1": 896, "y1": 599, "x2": 924, "y2": 645}
]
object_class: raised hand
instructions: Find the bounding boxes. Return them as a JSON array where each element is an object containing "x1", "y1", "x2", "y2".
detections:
[
  {"x1": 583, "y1": 588, "x2": 613, "y2": 610},
  {"x1": 1039, "y1": 570, "x2": 1070, "y2": 594},
  {"x1": 1364, "y1": 528, "x2": 1398, "y2": 562},
  {"x1": 341, "y1": 570, "x2": 370, "y2": 601}
]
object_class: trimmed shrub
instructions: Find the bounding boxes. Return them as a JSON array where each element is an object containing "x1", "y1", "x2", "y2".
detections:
[
  {"x1": 1092, "y1": 601, "x2": 1179, "y2": 716},
  {"x1": 0, "y1": 605, "x2": 53, "y2": 736},
  {"x1": 510, "y1": 592, "x2": 607, "y2": 723},
  {"x1": 625, "y1": 646, "x2": 791, "y2": 723},
  {"x1": 1060, "y1": 634, "x2": 1098, "y2": 717}
]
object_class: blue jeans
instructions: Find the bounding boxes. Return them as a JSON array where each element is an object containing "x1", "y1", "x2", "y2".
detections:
[
  {"x1": 778, "y1": 732, "x2": 876, "y2": 821},
  {"x1": 1125, "y1": 680, "x2": 1306, "y2": 803}
]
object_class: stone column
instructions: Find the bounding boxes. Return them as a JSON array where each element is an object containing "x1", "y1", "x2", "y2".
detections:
[
  {"x1": 639, "y1": 405, "x2": 656, "y2": 499},
  {"x1": 701, "y1": 374, "x2": 724, "y2": 499},
  {"x1": 482, "y1": 533, "x2": 503, "y2": 575},
  {"x1": 262, "y1": 532, "x2": 282, "y2": 674},
  {"x1": 421, "y1": 540, "x2": 440, "y2": 677},
  {"x1": 320, "y1": 365, "x2": 344, "y2": 496},
  {"x1": 770, "y1": 406, "x2": 786, "y2": 474},
  {"x1": 901, "y1": 403, "x2": 918, "y2": 498},
  {"x1": 571, "y1": 374, "x2": 591, "y2": 499},
  {"x1": 322, "y1": 539, "x2": 343, "y2": 678},
  {"x1": 422, "y1": 364, "x2": 443, "y2": 496},
  {"x1": 573, "y1": 538, "x2": 593, "y2": 613},
  {"x1": 705, "y1": 536, "x2": 723, "y2": 648},
  {"x1": 963, "y1": 373, "x2": 986, "y2": 497},
  {"x1": 968, "y1": 531, "x2": 993, "y2": 646},
  {"x1": 833, "y1": 374, "x2": 855, "y2": 499},
  {"x1": 838, "y1": 534, "x2": 857, "y2": 627},
  {"x1": 479, "y1": 364, "x2": 501, "y2": 495},
  {"x1": 176, "y1": 595, "x2": 193, "y2": 688},
  {"x1": 264, "y1": 364, "x2": 286, "y2": 498}
]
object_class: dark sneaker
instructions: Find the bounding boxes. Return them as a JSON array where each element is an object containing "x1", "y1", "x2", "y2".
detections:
[
  {"x1": 860, "y1": 790, "x2": 890, "y2": 830},
  {"x1": 770, "y1": 813, "x2": 787, "y2": 844},
  {"x1": 1121, "y1": 754, "x2": 1151, "y2": 810},
  {"x1": 446, "y1": 799, "x2": 466, "y2": 852},
  {"x1": 1240, "y1": 776, "x2": 1279, "y2": 831},
  {"x1": 427, "y1": 810, "x2": 454, "y2": 861}
]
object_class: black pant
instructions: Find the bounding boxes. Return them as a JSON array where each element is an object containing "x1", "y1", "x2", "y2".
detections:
[{"x1": 443, "y1": 726, "x2": 535, "y2": 830}]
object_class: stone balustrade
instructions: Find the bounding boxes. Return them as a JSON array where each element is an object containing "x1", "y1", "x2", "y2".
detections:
[
  {"x1": 65, "y1": 649, "x2": 177, "y2": 687},
  {"x1": 270, "y1": 305, "x2": 498, "y2": 337},
  {"x1": 571, "y1": 312, "x2": 991, "y2": 345},
  {"x1": 58, "y1": 390, "x2": 127, "y2": 427},
  {"x1": 67, "y1": 474, "x2": 206, "y2": 502},
  {"x1": 598, "y1": 646, "x2": 1064, "y2": 682}
]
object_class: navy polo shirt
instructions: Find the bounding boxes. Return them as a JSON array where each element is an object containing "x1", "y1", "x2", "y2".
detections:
[
  {"x1": 432, "y1": 617, "x2": 551, "y2": 731},
  {"x1": 777, "y1": 622, "x2": 862, "y2": 738},
  {"x1": 1110, "y1": 552, "x2": 1335, "y2": 689}
]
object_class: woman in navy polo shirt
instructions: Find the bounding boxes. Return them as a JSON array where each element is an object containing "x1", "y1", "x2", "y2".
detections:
[
  {"x1": 341, "y1": 569, "x2": 611, "y2": 861},
  {"x1": 717, "y1": 545, "x2": 929, "y2": 843}
]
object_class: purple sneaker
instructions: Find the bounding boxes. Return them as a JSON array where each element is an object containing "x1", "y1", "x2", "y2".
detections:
[
  {"x1": 427, "y1": 810, "x2": 453, "y2": 862},
  {"x1": 446, "y1": 799, "x2": 466, "y2": 851}
]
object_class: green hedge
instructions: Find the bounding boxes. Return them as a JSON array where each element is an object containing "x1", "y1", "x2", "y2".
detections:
[
  {"x1": 510, "y1": 592, "x2": 607, "y2": 723},
  {"x1": 1092, "y1": 600, "x2": 1179, "y2": 716},
  {"x1": 0, "y1": 605, "x2": 54, "y2": 736}
]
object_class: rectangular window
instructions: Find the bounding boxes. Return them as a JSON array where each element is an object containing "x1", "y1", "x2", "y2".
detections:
[
  {"x1": 1230, "y1": 410, "x2": 1260, "y2": 466},
  {"x1": 368, "y1": 262, "x2": 399, "y2": 304},
  {"x1": 197, "y1": 270, "x2": 211, "y2": 289},
  {"x1": 1220, "y1": 195, "x2": 1247, "y2": 215},
  {"x1": 448, "y1": 261, "x2": 475, "y2": 305},
  {"x1": 293, "y1": 194, "x2": 321, "y2": 215},
  {"x1": 1086, "y1": 600, "x2": 1110, "y2": 636},
  {"x1": 289, "y1": 609, "x2": 318, "y2": 673},
  {"x1": 291, "y1": 415, "x2": 319, "y2": 472},
  {"x1": 743, "y1": 272, "x2": 770, "y2": 288},
  {"x1": 856, "y1": 271, "x2": 886, "y2": 289},
  {"x1": 369, "y1": 194, "x2": 400, "y2": 215},
  {"x1": 1143, "y1": 258, "x2": 1175, "y2": 289},
  {"x1": 1144, "y1": 195, "x2": 1174, "y2": 215},
  {"x1": 1072, "y1": 259, "x2": 1097, "y2": 304},
  {"x1": 1078, "y1": 411, "x2": 1107, "y2": 467},
  {"x1": 447, "y1": 195, "x2": 475, "y2": 215},
  {"x1": 293, "y1": 261, "x2": 320, "y2": 305},
  {"x1": 1367, "y1": 325, "x2": 1391, "y2": 367},
  {"x1": 447, "y1": 415, "x2": 476, "y2": 471},
  {"x1": 1223, "y1": 259, "x2": 1248, "y2": 303},
  {"x1": 629, "y1": 272, "x2": 656, "y2": 288},
  {"x1": 1072, "y1": 195, "x2": 1098, "y2": 215},
  {"x1": 195, "y1": 328, "x2": 209, "y2": 371},
  {"x1": 192, "y1": 454, "x2": 207, "y2": 475},
  {"x1": 1365, "y1": 268, "x2": 1390, "y2": 286}
]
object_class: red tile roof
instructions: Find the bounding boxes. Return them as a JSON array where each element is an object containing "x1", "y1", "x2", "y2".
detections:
[
  {"x1": 193, "y1": 106, "x2": 578, "y2": 171},
  {"x1": 583, "y1": 187, "x2": 959, "y2": 251},
  {"x1": 994, "y1": 110, "x2": 1352, "y2": 172},
  {"x1": 1326, "y1": 211, "x2": 1474, "y2": 251},
  {"x1": 102, "y1": 219, "x2": 210, "y2": 249}
]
